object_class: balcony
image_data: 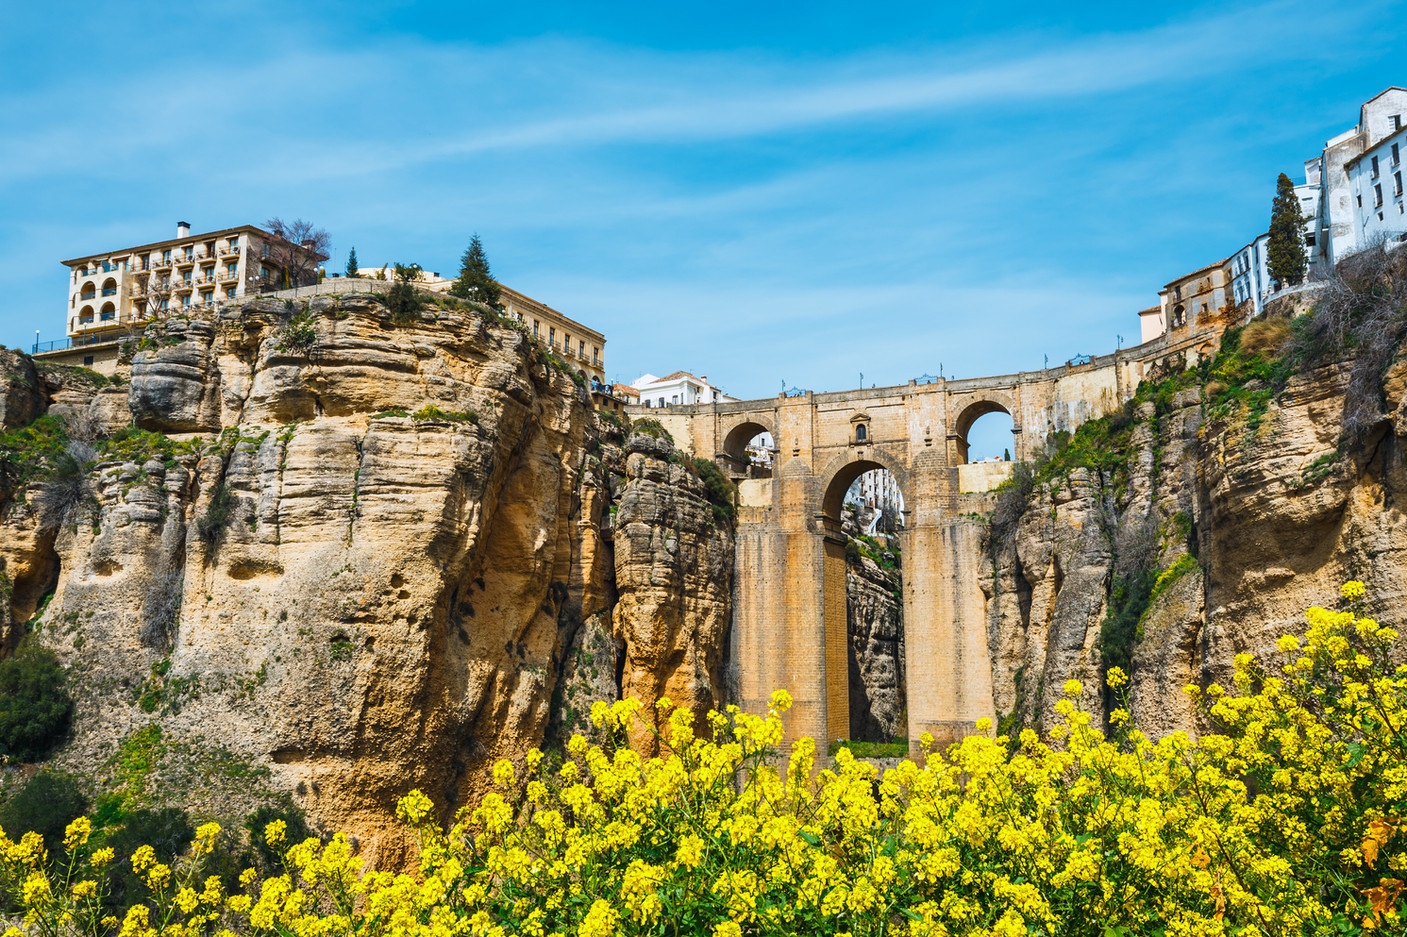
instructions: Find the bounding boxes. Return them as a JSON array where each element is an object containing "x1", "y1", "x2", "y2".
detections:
[
  {"x1": 101, "y1": 288, "x2": 117, "y2": 297},
  {"x1": 79, "y1": 292, "x2": 96, "y2": 302},
  {"x1": 176, "y1": 256, "x2": 195, "y2": 267},
  {"x1": 220, "y1": 245, "x2": 240, "y2": 257},
  {"x1": 218, "y1": 268, "x2": 239, "y2": 281},
  {"x1": 152, "y1": 258, "x2": 173, "y2": 270},
  {"x1": 175, "y1": 283, "x2": 194, "y2": 293},
  {"x1": 195, "y1": 275, "x2": 216, "y2": 286}
]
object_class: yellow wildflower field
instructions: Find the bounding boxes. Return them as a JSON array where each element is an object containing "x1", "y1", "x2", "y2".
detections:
[{"x1": 3, "y1": 584, "x2": 1405, "y2": 936}]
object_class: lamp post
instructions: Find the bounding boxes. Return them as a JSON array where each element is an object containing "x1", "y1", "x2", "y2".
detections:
[{"x1": 34, "y1": 329, "x2": 40, "y2": 354}]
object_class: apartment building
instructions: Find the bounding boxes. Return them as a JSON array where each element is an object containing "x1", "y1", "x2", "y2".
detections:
[
  {"x1": 499, "y1": 285, "x2": 606, "y2": 387},
  {"x1": 45, "y1": 222, "x2": 324, "y2": 372},
  {"x1": 1228, "y1": 233, "x2": 1272, "y2": 317},
  {"x1": 1306, "y1": 87, "x2": 1407, "y2": 271}
]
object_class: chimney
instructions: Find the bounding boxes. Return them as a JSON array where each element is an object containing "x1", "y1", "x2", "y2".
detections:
[{"x1": 177, "y1": 221, "x2": 190, "y2": 238}]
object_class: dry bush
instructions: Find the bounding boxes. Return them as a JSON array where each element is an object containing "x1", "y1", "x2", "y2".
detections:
[{"x1": 1240, "y1": 317, "x2": 1291, "y2": 358}]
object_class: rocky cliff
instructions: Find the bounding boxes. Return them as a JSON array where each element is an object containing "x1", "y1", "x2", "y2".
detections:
[
  {"x1": 982, "y1": 258, "x2": 1407, "y2": 739},
  {"x1": 0, "y1": 295, "x2": 731, "y2": 862},
  {"x1": 845, "y1": 549, "x2": 905, "y2": 742}
]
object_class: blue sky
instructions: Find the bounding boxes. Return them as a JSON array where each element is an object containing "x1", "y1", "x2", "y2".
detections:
[{"x1": 3, "y1": 0, "x2": 1404, "y2": 451}]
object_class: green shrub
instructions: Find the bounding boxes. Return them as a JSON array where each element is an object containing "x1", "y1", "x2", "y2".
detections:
[
  {"x1": 387, "y1": 264, "x2": 424, "y2": 326},
  {"x1": 692, "y1": 458, "x2": 737, "y2": 527},
  {"x1": 197, "y1": 483, "x2": 237, "y2": 542},
  {"x1": 0, "y1": 770, "x2": 85, "y2": 855},
  {"x1": 245, "y1": 799, "x2": 315, "y2": 872},
  {"x1": 106, "y1": 807, "x2": 195, "y2": 907},
  {"x1": 411, "y1": 405, "x2": 479, "y2": 424},
  {"x1": 0, "y1": 643, "x2": 73, "y2": 761},
  {"x1": 827, "y1": 739, "x2": 909, "y2": 758},
  {"x1": 628, "y1": 418, "x2": 673, "y2": 444}
]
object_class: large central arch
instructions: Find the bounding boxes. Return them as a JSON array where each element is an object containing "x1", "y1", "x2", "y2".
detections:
[{"x1": 815, "y1": 452, "x2": 911, "y2": 745}]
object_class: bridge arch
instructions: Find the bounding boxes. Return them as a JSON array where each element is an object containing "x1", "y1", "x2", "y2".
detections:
[
  {"x1": 819, "y1": 448, "x2": 910, "y2": 523},
  {"x1": 953, "y1": 397, "x2": 1016, "y2": 465},
  {"x1": 718, "y1": 416, "x2": 776, "y2": 478}
]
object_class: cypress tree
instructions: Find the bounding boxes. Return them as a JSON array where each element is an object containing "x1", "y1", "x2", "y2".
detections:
[
  {"x1": 450, "y1": 235, "x2": 501, "y2": 308},
  {"x1": 346, "y1": 247, "x2": 359, "y2": 278},
  {"x1": 1268, "y1": 172, "x2": 1309, "y2": 287}
]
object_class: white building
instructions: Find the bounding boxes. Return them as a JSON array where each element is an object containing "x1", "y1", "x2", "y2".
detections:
[
  {"x1": 631, "y1": 371, "x2": 736, "y2": 408},
  {"x1": 1344, "y1": 124, "x2": 1406, "y2": 251},
  {"x1": 1304, "y1": 87, "x2": 1407, "y2": 273},
  {"x1": 1228, "y1": 233, "x2": 1271, "y2": 317}
]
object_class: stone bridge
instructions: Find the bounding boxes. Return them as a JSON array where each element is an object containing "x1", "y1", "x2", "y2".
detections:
[{"x1": 634, "y1": 348, "x2": 1172, "y2": 750}]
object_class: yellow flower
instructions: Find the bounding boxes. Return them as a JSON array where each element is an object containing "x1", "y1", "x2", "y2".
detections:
[
  {"x1": 1342, "y1": 580, "x2": 1367, "y2": 601},
  {"x1": 769, "y1": 689, "x2": 793, "y2": 713},
  {"x1": 63, "y1": 816, "x2": 92, "y2": 851},
  {"x1": 396, "y1": 790, "x2": 434, "y2": 825},
  {"x1": 263, "y1": 819, "x2": 288, "y2": 849},
  {"x1": 90, "y1": 847, "x2": 115, "y2": 868},
  {"x1": 1063, "y1": 679, "x2": 1083, "y2": 697},
  {"x1": 1106, "y1": 666, "x2": 1128, "y2": 689},
  {"x1": 491, "y1": 759, "x2": 515, "y2": 787},
  {"x1": 577, "y1": 898, "x2": 618, "y2": 937}
]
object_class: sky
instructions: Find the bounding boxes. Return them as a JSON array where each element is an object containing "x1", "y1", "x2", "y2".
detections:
[{"x1": 3, "y1": 0, "x2": 1405, "y2": 457}]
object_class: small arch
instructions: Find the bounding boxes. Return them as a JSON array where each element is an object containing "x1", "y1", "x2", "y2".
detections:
[
  {"x1": 720, "y1": 418, "x2": 776, "y2": 479},
  {"x1": 79, "y1": 281, "x2": 97, "y2": 298},
  {"x1": 854, "y1": 423, "x2": 867, "y2": 442},
  {"x1": 953, "y1": 400, "x2": 1013, "y2": 465},
  {"x1": 1171, "y1": 304, "x2": 1186, "y2": 329},
  {"x1": 79, "y1": 305, "x2": 95, "y2": 319},
  {"x1": 99, "y1": 302, "x2": 116, "y2": 321},
  {"x1": 102, "y1": 277, "x2": 118, "y2": 291}
]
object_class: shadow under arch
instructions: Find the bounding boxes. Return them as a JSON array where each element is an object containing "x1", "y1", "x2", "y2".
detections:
[{"x1": 953, "y1": 399, "x2": 1013, "y2": 465}]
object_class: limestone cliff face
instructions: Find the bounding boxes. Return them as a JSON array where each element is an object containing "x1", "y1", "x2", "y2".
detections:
[
  {"x1": 0, "y1": 296, "x2": 731, "y2": 862},
  {"x1": 846, "y1": 553, "x2": 904, "y2": 742},
  {"x1": 610, "y1": 433, "x2": 733, "y2": 753},
  {"x1": 982, "y1": 354, "x2": 1407, "y2": 738}
]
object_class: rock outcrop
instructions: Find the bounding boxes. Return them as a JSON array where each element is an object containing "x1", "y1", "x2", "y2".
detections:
[
  {"x1": 982, "y1": 344, "x2": 1407, "y2": 739},
  {"x1": 0, "y1": 296, "x2": 732, "y2": 862},
  {"x1": 846, "y1": 551, "x2": 904, "y2": 741}
]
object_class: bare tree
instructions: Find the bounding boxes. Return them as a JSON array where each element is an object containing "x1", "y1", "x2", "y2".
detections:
[
  {"x1": 263, "y1": 217, "x2": 331, "y2": 290},
  {"x1": 140, "y1": 267, "x2": 175, "y2": 319}
]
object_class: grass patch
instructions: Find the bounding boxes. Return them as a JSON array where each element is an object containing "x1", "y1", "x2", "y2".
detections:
[{"x1": 411, "y1": 405, "x2": 479, "y2": 424}]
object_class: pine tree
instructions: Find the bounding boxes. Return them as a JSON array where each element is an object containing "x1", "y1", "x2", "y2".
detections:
[
  {"x1": 346, "y1": 247, "x2": 359, "y2": 278},
  {"x1": 1267, "y1": 172, "x2": 1309, "y2": 287},
  {"x1": 450, "y1": 234, "x2": 501, "y2": 308}
]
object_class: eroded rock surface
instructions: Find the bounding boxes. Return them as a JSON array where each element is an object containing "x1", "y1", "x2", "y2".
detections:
[{"x1": 0, "y1": 297, "x2": 732, "y2": 863}]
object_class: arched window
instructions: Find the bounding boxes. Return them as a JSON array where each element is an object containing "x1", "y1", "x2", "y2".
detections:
[{"x1": 855, "y1": 423, "x2": 867, "y2": 442}]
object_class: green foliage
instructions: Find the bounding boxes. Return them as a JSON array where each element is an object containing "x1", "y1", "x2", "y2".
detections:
[
  {"x1": 1149, "y1": 554, "x2": 1199, "y2": 605},
  {"x1": 0, "y1": 643, "x2": 73, "y2": 762},
  {"x1": 449, "y1": 234, "x2": 502, "y2": 309},
  {"x1": 106, "y1": 807, "x2": 195, "y2": 906},
  {"x1": 1268, "y1": 171, "x2": 1309, "y2": 287},
  {"x1": 0, "y1": 414, "x2": 72, "y2": 486},
  {"x1": 345, "y1": 247, "x2": 358, "y2": 278},
  {"x1": 100, "y1": 425, "x2": 197, "y2": 465},
  {"x1": 197, "y1": 483, "x2": 237, "y2": 542},
  {"x1": 245, "y1": 799, "x2": 315, "y2": 872},
  {"x1": 411, "y1": 405, "x2": 479, "y2": 424},
  {"x1": 827, "y1": 739, "x2": 909, "y2": 758},
  {"x1": 107, "y1": 725, "x2": 164, "y2": 811},
  {"x1": 1099, "y1": 568, "x2": 1155, "y2": 685},
  {"x1": 387, "y1": 263, "x2": 424, "y2": 325},
  {"x1": 0, "y1": 770, "x2": 85, "y2": 855},
  {"x1": 692, "y1": 457, "x2": 738, "y2": 527},
  {"x1": 370, "y1": 408, "x2": 409, "y2": 420},
  {"x1": 627, "y1": 418, "x2": 674, "y2": 444},
  {"x1": 273, "y1": 312, "x2": 318, "y2": 357}
]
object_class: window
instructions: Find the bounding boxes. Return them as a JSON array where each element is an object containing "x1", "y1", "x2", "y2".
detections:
[
  {"x1": 548, "y1": 327, "x2": 555, "y2": 348},
  {"x1": 1372, "y1": 155, "x2": 1380, "y2": 177},
  {"x1": 671, "y1": 395, "x2": 679, "y2": 405},
  {"x1": 533, "y1": 319, "x2": 539, "y2": 337},
  {"x1": 162, "y1": 250, "x2": 172, "y2": 263},
  {"x1": 83, "y1": 356, "x2": 94, "y2": 366},
  {"x1": 592, "y1": 346, "x2": 599, "y2": 365},
  {"x1": 1358, "y1": 194, "x2": 1364, "y2": 207},
  {"x1": 1394, "y1": 143, "x2": 1401, "y2": 165},
  {"x1": 855, "y1": 424, "x2": 867, "y2": 442},
  {"x1": 579, "y1": 340, "x2": 585, "y2": 358},
  {"x1": 1376, "y1": 183, "x2": 1384, "y2": 206},
  {"x1": 1173, "y1": 285, "x2": 1182, "y2": 300},
  {"x1": 1306, "y1": 232, "x2": 1316, "y2": 246},
  {"x1": 230, "y1": 236, "x2": 239, "y2": 249},
  {"x1": 183, "y1": 247, "x2": 193, "y2": 261},
  {"x1": 1396, "y1": 171, "x2": 1403, "y2": 196},
  {"x1": 658, "y1": 398, "x2": 664, "y2": 407},
  {"x1": 1394, "y1": 115, "x2": 1403, "y2": 131},
  {"x1": 225, "y1": 286, "x2": 236, "y2": 299}
]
